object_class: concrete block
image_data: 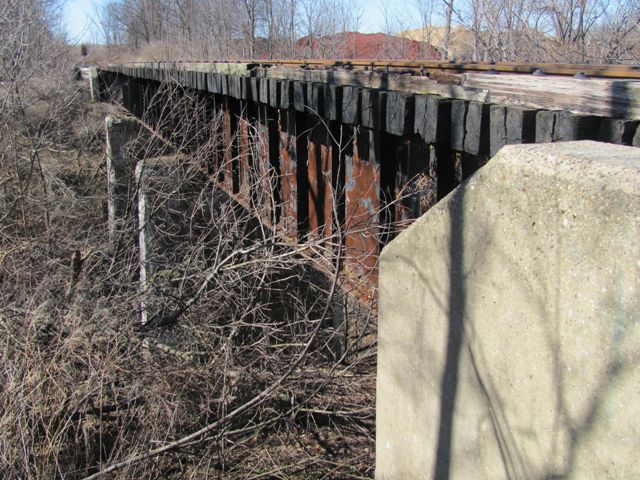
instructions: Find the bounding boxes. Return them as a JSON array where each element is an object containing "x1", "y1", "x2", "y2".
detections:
[
  {"x1": 106, "y1": 115, "x2": 141, "y2": 249},
  {"x1": 377, "y1": 141, "x2": 640, "y2": 480},
  {"x1": 136, "y1": 156, "x2": 206, "y2": 325},
  {"x1": 89, "y1": 67, "x2": 100, "y2": 102}
]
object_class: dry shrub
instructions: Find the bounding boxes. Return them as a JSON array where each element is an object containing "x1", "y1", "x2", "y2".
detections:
[{"x1": 1, "y1": 67, "x2": 376, "y2": 478}]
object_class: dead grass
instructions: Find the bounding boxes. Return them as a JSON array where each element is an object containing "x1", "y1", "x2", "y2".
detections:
[{"x1": 0, "y1": 78, "x2": 376, "y2": 479}]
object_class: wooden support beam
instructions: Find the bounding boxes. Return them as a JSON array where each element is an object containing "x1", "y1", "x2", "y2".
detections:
[
  {"x1": 535, "y1": 111, "x2": 557, "y2": 143},
  {"x1": 506, "y1": 106, "x2": 536, "y2": 145},
  {"x1": 451, "y1": 100, "x2": 467, "y2": 151},
  {"x1": 342, "y1": 86, "x2": 361, "y2": 125},
  {"x1": 490, "y1": 105, "x2": 507, "y2": 157},
  {"x1": 386, "y1": 92, "x2": 414, "y2": 136},
  {"x1": 553, "y1": 112, "x2": 600, "y2": 141},
  {"x1": 464, "y1": 101, "x2": 490, "y2": 155},
  {"x1": 598, "y1": 119, "x2": 638, "y2": 145}
]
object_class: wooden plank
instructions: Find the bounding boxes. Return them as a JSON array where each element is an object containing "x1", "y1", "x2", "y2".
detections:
[
  {"x1": 261, "y1": 67, "x2": 487, "y2": 102},
  {"x1": 463, "y1": 73, "x2": 640, "y2": 120}
]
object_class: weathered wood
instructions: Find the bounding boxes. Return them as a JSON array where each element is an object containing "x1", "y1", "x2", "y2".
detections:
[
  {"x1": 240, "y1": 77, "x2": 250, "y2": 100},
  {"x1": 259, "y1": 78, "x2": 269, "y2": 104},
  {"x1": 261, "y1": 67, "x2": 487, "y2": 102},
  {"x1": 342, "y1": 86, "x2": 360, "y2": 125},
  {"x1": 207, "y1": 73, "x2": 221, "y2": 94},
  {"x1": 280, "y1": 80, "x2": 292, "y2": 109},
  {"x1": 362, "y1": 89, "x2": 382, "y2": 130},
  {"x1": 323, "y1": 85, "x2": 342, "y2": 121},
  {"x1": 427, "y1": 96, "x2": 451, "y2": 144},
  {"x1": 196, "y1": 72, "x2": 205, "y2": 90},
  {"x1": 553, "y1": 112, "x2": 600, "y2": 141},
  {"x1": 386, "y1": 92, "x2": 414, "y2": 136},
  {"x1": 490, "y1": 105, "x2": 506, "y2": 157},
  {"x1": 306, "y1": 83, "x2": 323, "y2": 116},
  {"x1": 598, "y1": 118, "x2": 639, "y2": 145},
  {"x1": 294, "y1": 81, "x2": 306, "y2": 112},
  {"x1": 464, "y1": 101, "x2": 490, "y2": 155},
  {"x1": 269, "y1": 79, "x2": 280, "y2": 108},
  {"x1": 535, "y1": 111, "x2": 557, "y2": 143},
  {"x1": 464, "y1": 73, "x2": 640, "y2": 120},
  {"x1": 451, "y1": 100, "x2": 467, "y2": 151},
  {"x1": 220, "y1": 74, "x2": 229, "y2": 96},
  {"x1": 250, "y1": 77, "x2": 260, "y2": 102},
  {"x1": 506, "y1": 106, "x2": 536, "y2": 145}
]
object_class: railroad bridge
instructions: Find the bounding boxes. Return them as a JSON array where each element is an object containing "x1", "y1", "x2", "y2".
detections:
[
  {"x1": 94, "y1": 61, "x2": 640, "y2": 479},
  {"x1": 95, "y1": 60, "x2": 640, "y2": 296}
]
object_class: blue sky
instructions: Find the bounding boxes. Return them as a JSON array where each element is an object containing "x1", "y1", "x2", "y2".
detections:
[
  {"x1": 64, "y1": 0, "x2": 96, "y2": 43},
  {"x1": 63, "y1": 0, "x2": 416, "y2": 44}
]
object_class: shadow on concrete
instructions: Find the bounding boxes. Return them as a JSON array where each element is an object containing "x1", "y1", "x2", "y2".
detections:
[{"x1": 433, "y1": 184, "x2": 465, "y2": 480}]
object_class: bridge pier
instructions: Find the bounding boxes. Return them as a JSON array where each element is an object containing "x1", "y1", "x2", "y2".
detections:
[{"x1": 106, "y1": 115, "x2": 141, "y2": 250}]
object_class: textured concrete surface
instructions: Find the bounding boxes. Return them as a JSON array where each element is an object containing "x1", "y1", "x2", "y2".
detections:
[
  {"x1": 377, "y1": 141, "x2": 640, "y2": 479},
  {"x1": 136, "y1": 156, "x2": 205, "y2": 325},
  {"x1": 105, "y1": 115, "x2": 140, "y2": 248}
]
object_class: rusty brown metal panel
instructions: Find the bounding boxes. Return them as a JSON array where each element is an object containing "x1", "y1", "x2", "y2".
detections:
[
  {"x1": 344, "y1": 127, "x2": 380, "y2": 288},
  {"x1": 278, "y1": 109, "x2": 298, "y2": 240}
]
